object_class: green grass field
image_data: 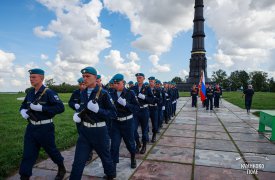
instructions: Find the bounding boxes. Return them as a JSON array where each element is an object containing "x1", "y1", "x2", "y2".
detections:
[
  {"x1": 0, "y1": 93, "x2": 77, "y2": 178},
  {"x1": 0, "y1": 91, "x2": 274, "y2": 178},
  {"x1": 222, "y1": 92, "x2": 275, "y2": 110}
]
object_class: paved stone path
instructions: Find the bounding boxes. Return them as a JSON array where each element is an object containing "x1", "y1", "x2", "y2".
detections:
[{"x1": 9, "y1": 97, "x2": 275, "y2": 180}]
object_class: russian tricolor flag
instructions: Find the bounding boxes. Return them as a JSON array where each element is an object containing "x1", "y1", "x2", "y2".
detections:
[{"x1": 199, "y1": 70, "x2": 206, "y2": 101}]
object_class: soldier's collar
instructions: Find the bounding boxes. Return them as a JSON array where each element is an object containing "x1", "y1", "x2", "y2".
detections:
[{"x1": 37, "y1": 85, "x2": 46, "y2": 93}]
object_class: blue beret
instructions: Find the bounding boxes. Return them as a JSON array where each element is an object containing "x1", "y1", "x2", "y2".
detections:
[
  {"x1": 81, "y1": 67, "x2": 97, "y2": 75},
  {"x1": 28, "y1": 68, "x2": 44, "y2": 75},
  {"x1": 77, "y1": 77, "x2": 84, "y2": 83},
  {"x1": 156, "y1": 80, "x2": 162, "y2": 84},
  {"x1": 112, "y1": 73, "x2": 124, "y2": 82},
  {"x1": 97, "y1": 75, "x2": 101, "y2": 79},
  {"x1": 128, "y1": 81, "x2": 134, "y2": 85},
  {"x1": 144, "y1": 82, "x2": 149, "y2": 86},
  {"x1": 109, "y1": 79, "x2": 114, "y2": 84},
  {"x1": 163, "y1": 81, "x2": 167, "y2": 84},
  {"x1": 148, "y1": 76, "x2": 155, "y2": 80},
  {"x1": 135, "y1": 73, "x2": 144, "y2": 77}
]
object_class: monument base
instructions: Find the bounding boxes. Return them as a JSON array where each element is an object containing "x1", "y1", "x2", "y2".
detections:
[{"x1": 176, "y1": 82, "x2": 194, "y2": 92}]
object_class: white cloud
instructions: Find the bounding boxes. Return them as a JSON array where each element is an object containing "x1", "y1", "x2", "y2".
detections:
[
  {"x1": 104, "y1": 0, "x2": 194, "y2": 55},
  {"x1": 33, "y1": 26, "x2": 56, "y2": 38},
  {"x1": 11, "y1": 79, "x2": 22, "y2": 87},
  {"x1": 179, "y1": 69, "x2": 189, "y2": 78},
  {"x1": 41, "y1": 54, "x2": 49, "y2": 60},
  {"x1": 149, "y1": 55, "x2": 170, "y2": 73},
  {"x1": 34, "y1": 0, "x2": 111, "y2": 84},
  {"x1": 44, "y1": 54, "x2": 86, "y2": 85},
  {"x1": 0, "y1": 49, "x2": 34, "y2": 91},
  {"x1": 0, "y1": 50, "x2": 15, "y2": 73},
  {"x1": 206, "y1": 0, "x2": 275, "y2": 74},
  {"x1": 105, "y1": 50, "x2": 141, "y2": 78},
  {"x1": 37, "y1": 0, "x2": 110, "y2": 64},
  {"x1": 0, "y1": 78, "x2": 3, "y2": 87}
]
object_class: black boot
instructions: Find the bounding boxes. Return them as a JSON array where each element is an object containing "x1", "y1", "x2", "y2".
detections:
[
  {"x1": 151, "y1": 133, "x2": 156, "y2": 143},
  {"x1": 20, "y1": 175, "x2": 30, "y2": 180},
  {"x1": 165, "y1": 118, "x2": 168, "y2": 124},
  {"x1": 104, "y1": 175, "x2": 116, "y2": 180},
  {"x1": 140, "y1": 143, "x2": 146, "y2": 154},
  {"x1": 131, "y1": 153, "x2": 137, "y2": 168},
  {"x1": 135, "y1": 139, "x2": 141, "y2": 153},
  {"x1": 55, "y1": 164, "x2": 66, "y2": 180}
]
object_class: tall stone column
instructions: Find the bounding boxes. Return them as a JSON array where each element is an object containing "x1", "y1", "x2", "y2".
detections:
[{"x1": 187, "y1": 0, "x2": 208, "y2": 84}]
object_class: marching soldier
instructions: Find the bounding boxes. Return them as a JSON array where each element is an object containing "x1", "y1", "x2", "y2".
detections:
[
  {"x1": 69, "y1": 77, "x2": 86, "y2": 132},
  {"x1": 96, "y1": 74, "x2": 104, "y2": 88},
  {"x1": 108, "y1": 79, "x2": 115, "y2": 93},
  {"x1": 171, "y1": 82, "x2": 179, "y2": 116},
  {"x1": 70, "y1": 67, "x2": 116, "y2": 180},
  {"x1": 109, "y1": 74, "x2": 139, "y2": 169},
  {"x1": 205, "y1": 84, "x2": 214, "y2": 110},
  {"x1": 132, "y1": 73, "x2": 154, "y2": 154},
  {"x1": 128, "y1": 81, "x2": 134, "y2": 90},
  {"x1": 19, "y1": 68, "x2": 66, "y2": 180},
  {"x1": 190, "y1": 84, "x2": 198, "y2": 107},
  {"x1": 148, "y1": 76, "x2": 161, "y2": 142},
  {"x1": 214, "y1": 84, "x2": 222, "y2": 108},
  {"x1": 155, "y1": 80, "x2": 165, "y2": 130},
  {"x1": 163, "y1": 82, "x2": 172, "y2": 123}
]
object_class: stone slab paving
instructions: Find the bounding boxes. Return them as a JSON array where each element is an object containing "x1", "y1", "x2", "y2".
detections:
[{"x1": 9, "y1": 97, "x2": 275, "y2": 180}]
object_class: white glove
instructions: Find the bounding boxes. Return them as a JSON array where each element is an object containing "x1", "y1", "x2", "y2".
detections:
[
  {"x1": 20, "y1": 109, "x2": 29, "y2": 120},
  {"x1": 162, "y1": 106, "x2": 165, "y2": 110},
  {"x1": 220, "y1": 95, "x2": 223, "y2": 98},
  {"x1": 165, "y1": 93, "x2": 168, "y2": 96},
  {"x1": 117, "y1": 97, "x2": 127, "y2": 107},
  {"x1": 138, "y1": 93, "x2": 146, "y2": 100},
  {"x1": 87, "y1": 100, "x2": 99, "y2": 113},
  {"x1": 74, "y1": 103, "x2": 80, "y2": 110},
  {"x1": 73, "y1": 113, "x2": 81, "y2": 123},
  {"x1": 30, "y1": 103, "x2": 42, "y2": 112}
]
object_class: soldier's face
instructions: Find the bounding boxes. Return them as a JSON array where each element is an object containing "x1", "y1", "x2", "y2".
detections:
[
  {"x1": 82, "y1": 73, "x2": 96, "y2": 87},
  {"x1": 30, "y1": 74, "x2": 44, "y2": 87},
  {"x1": 149, "y1": 80, "x2": 155, "y2": 87},
  {"x1": 79, "y1": 83, "x2": 86, "y2": 91},
  {"x1": 156, "y1": 84, "x2": 160, "y2": 88},
  {"x1": 96, "y1": 78, "x2": 101, "y2": 85},
  {"x1": 136, "y1": 76, "x2": 144, "y2": 84},
  {"x1": 114, "y1": 81, "x2": 124, "y2": 91}
]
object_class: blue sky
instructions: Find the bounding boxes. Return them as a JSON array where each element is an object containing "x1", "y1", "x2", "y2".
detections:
[{"x1": 0, "y1": 0, "x2": 275, "y2": 92}]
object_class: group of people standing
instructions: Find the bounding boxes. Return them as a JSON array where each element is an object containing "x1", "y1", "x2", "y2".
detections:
[
  {"x1": 190, "y1": 83, "x2": 254, "y2": 114},
  {"x1": 19, "y1": 67, "x2": 179, "y2": 180},
  {"x1": 190, "y1": 83, "x2": 223, "y2": 110}
]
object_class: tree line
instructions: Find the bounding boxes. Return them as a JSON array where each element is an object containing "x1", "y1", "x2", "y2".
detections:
[
  {"x1": 25, "y1": 79, "x2": 78, "y2": 93},
  {"x1": 172, "y1": 69, "x2": 275, "y2": 92},
  {"x1": 24, "y1": 70, "x2": 275, "y2": 93}
]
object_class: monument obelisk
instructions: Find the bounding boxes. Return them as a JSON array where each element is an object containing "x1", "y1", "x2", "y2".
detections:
[{"x1": 186, "y1": 0, "x2": 208, "y2": 84}]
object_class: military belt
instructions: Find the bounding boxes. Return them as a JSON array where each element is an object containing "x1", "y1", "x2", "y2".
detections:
[
  {"x1": 117, "y1": 114, "x2": 133, "y2": 121},
  {"x1": 140, "y1": 104, "x2": 148, "y2": 108},
  {"x1": 30, "y1": 119, "x2": 52, "y2": 125},
  {"x1": 83, "y1": 121, "x2": 106, "y2": 128},
  {"x1": 149, "y1": 103, "x2": 157, "y2": 107}
]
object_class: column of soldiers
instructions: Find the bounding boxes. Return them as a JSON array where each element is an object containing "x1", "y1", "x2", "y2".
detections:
[
  {"x1": 19, "y1": 67, "x2": 179, "y2": 180},
  {"x1": 190, "y1": 83, "x2": 222, "y2": 110}
]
